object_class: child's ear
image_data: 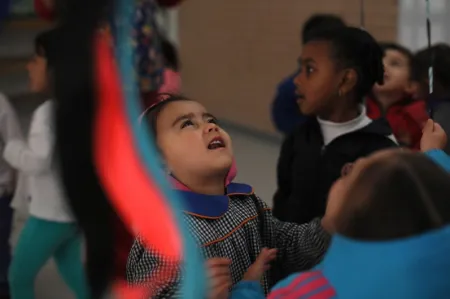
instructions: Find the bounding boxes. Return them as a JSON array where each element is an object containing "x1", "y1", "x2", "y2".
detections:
[{"x1": 339, "y1": 69, "x2": 358, "y2": 96}]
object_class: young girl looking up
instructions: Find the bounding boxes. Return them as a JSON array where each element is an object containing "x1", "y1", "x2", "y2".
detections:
[
  {"x1": 272, "y1": 26, "x2": 398, "y2": 225},
  {"x1": 126, "y1": 95, "x2": 331, "y2": 298},
  {"x1": 3, "y1": 29, "x2": 89, "y2": 299}
]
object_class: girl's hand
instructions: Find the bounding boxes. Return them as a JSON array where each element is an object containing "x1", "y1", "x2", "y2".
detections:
[
  {"x1": 243, "y1": 248, "x2": 277, "y2": 281},
  {"x1": 206, "y1": 258, "x2": 232, "y2": 299},
  {"x1": 420, "y1": 119, "x2": 448, "y2": 152}
]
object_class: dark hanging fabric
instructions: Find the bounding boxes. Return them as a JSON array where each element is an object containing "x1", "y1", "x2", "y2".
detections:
[{"x1": 52, "y1": 0, "x2": 121, "y2": 297}]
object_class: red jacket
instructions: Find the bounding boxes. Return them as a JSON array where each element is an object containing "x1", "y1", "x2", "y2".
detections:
[
  {"x1": 34, "y1": 0, "x2": 55, "y2": 21},
  {"x1": 366, "y1": 97, "x2": 428, "y2": 150}
]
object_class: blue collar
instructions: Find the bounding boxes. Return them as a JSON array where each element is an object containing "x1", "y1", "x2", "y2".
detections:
[{"x1": 177, "y1": 183, "x2": 253, "y2": 218}]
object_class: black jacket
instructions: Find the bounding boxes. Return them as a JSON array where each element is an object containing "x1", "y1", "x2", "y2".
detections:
[{"x1": 272, "y1": 117, "x2": 397, "y2": 224}]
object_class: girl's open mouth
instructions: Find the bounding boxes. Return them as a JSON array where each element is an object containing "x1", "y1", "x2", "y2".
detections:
[{"x1": 208, "y1": 137, "x2": 225, "y2": 150}]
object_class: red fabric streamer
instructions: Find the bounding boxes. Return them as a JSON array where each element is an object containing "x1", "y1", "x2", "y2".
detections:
[{"x1": 93, "y1": 35, "x2": 182, "y2": 298}]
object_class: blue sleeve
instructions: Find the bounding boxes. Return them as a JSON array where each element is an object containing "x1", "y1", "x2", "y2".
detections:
[
  {"x1": 230, "y1": 281, "x2": 265, "y2": 299},
  {"x1": 425, "y1": 149, "x2": 450, "y2": 173},
  {"x1": 271, "y1": 273, "x2": 301, "y2": 292},
  {"x1": 271, "y1": 74, "x2": 306, "y2": 135}
]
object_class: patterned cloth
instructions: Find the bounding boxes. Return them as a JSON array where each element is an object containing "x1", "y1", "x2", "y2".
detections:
[
  {"x1": 133, "y1": 0, "x2": 164, "y2": 93},
  {"x1": 126, "y1": 183, "x2": 330, "y2": 298}
]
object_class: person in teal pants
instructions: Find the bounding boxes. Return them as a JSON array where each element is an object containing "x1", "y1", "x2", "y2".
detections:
[
  {"x1": 3, "y1": 29, "x2": 89, "y2": 299},
  {"x1": 8, "y1": 218, "x2": 87, "y2": 299}
]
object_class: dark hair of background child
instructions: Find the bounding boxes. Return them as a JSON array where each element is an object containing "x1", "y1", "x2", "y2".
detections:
[
  {"x1": 412, "y1": 43, "x2": 450, "y2": 91},
  {"x1": 34, "y1": 29, "x2": 59, "y2": 97},
  {"x1": 301, "y1": 14, "x2": 346, "y2": 45},
  {"x1": 159, "y1": 35, "x2": 180, "y2": 71},
  {"x1": 306, "y1": 27, "x2": 385, "y2": 102},
  {"x1": 336, "y1": 151, "x2": 450, "y2": 240},
  {"x1": 34, "y1": 30, "x2": 59, "y2": 70}
]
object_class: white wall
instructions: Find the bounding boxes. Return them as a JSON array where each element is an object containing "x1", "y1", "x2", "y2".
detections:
[
  {"x1": 398, "y1": 0, "x2": 450, "y2": 51},
  {"x1": 156, "y1": 8, "x2": 179, "y2": 45}
]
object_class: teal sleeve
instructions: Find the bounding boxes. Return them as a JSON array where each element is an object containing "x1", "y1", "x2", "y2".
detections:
[
  {"x1": 425, "y1": 149, "x2": 450, "y2": 173},
  {"x1": 230, "y1": 281, "x2": 265, "y2": 299}
]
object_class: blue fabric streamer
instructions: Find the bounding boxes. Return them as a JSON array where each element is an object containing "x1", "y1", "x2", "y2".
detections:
[{"x1": 112, "y1": 0, "x2": 206, "y2": 297}]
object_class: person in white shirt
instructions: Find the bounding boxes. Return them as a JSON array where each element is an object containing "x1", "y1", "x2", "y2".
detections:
[
  {"x1": 0, "y1": 93, "x2": 22, "y2": 299},
  {"x1": 3, "y1": 29, "x2": 89, "y2": 299}
]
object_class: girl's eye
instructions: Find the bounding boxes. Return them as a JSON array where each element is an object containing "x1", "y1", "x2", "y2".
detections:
[
  {"x1": 306, "y1": 66, "x2": 314, "y2": 74},
  {"x1": 299, "y1": 65, "x2": 314, "y2": 75},
  {"x1": 181, "y1": 119, "x2": 194, "y2": 129}
]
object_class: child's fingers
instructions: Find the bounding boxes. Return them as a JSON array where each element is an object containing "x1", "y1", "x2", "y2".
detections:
[
  {"x1": 210, "y1": 275, "x2": 231, "y2": 287},
  {"x1": 206, "y1": 258, "x2": 231, "y2": 267},
  {"x1": 263, "y1": 248, "x2": 278, "y2": 262},
  {"x1": 208, "y1": 265, "x2": 230, "y2": 279},
  {"x1": 433, "y1": 122, "x2": 444, "y2": 133},
  {"x1": 423, "y1": 119, "x2": 434, "y2": 133},
  {"x1": 210, "y1": 282, "x2": 231, "y2": 299}
]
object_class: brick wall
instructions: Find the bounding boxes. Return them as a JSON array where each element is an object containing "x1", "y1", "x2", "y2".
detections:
[{"x1": 179, "y1": 0, "x2": 399, "y2": 134}]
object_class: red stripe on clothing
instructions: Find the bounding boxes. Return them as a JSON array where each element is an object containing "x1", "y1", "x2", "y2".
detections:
[
  {"x1": 268, "y1": 271, "x2": 321, "y2": 299},
  {"x1": 284, "y1": 276, "x2": 328, "y2": 298},
  {"x1": 309, "y1": 286, "x2": 336, "y2": 299}
]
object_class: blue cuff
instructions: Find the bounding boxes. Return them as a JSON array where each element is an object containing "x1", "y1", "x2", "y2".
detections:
[
  {"x1": 230, "y1": 281, "x2": 265, "y2": 299},
  {"x1": 425, "y1": 149, "x2": 450, "y2": 173}
]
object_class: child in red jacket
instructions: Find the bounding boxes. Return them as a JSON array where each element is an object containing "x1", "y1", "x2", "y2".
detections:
[{"x1": 366, "y1": 43, "x2": 428, "y2": 150}]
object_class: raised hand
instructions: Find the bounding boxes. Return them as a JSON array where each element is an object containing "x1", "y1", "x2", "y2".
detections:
[
  {"x1": 206, "y1": 258, "x2": 232, "y2": 299},
  {"x1": 243, "y1": 248, "x2": 278, "y2": 282},
  {"x1": 420, "y1": 119, "x2": 448, "y2": 152}
]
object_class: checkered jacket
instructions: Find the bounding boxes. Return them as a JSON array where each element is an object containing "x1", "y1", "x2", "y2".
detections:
[{"x1": 126, "y1": 192, "x2": 330, "y2": 298}]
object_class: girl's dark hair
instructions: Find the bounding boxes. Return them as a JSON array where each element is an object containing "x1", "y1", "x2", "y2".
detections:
[
  {"x1": 307, "y1": 26, "x2": 384, "y2": 101},
  {"x1": 35, "y1": 29, "x2": 59, "y2": 70},
  {"x1": 143, "y1": 94, "x2": 191, "y2": 137},
  {"x1": 301, "y1": 14, "x2": 346, "y2": 45},
  {"x1": 412, "y1": 43, "x2": 450, "y2": 90},
  {"x1": 160, "y1": 35, "x2": 180, "y2": 71},
  {"x1": 337, "y1": 151, "x2": 450, "y2": 240}
]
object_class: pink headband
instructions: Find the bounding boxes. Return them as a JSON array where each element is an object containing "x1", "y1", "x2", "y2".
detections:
[{"x1": 138, "y1": 93, "x2": 172, "y2": 124}]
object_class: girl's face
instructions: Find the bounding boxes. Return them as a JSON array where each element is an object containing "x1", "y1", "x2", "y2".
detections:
[
  {"x1": 294, "y1": 41, "x2": 344, "y2": 116},
  {"x1": 155, "y1": 100, "x2": 234, "y2": 182},
  {"x1": 26, "y1": 53, "x2": 48, "y2": 93},
  {"x1": 325, "y1": 149, "x2": 400, "y2": 231}
]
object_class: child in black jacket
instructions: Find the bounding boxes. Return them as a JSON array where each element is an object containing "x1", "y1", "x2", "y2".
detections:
[{"x1": 273, "y1": 27, "x2": 398, "y2": 225}]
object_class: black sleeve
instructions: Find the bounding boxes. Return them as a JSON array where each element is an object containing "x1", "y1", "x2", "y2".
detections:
[
  {"x1": 273, "y1": 217, "x2": 330, "y2": 274},
  {"x1": 272, "y1": 133, "x2": 295, "y2": 219}
]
